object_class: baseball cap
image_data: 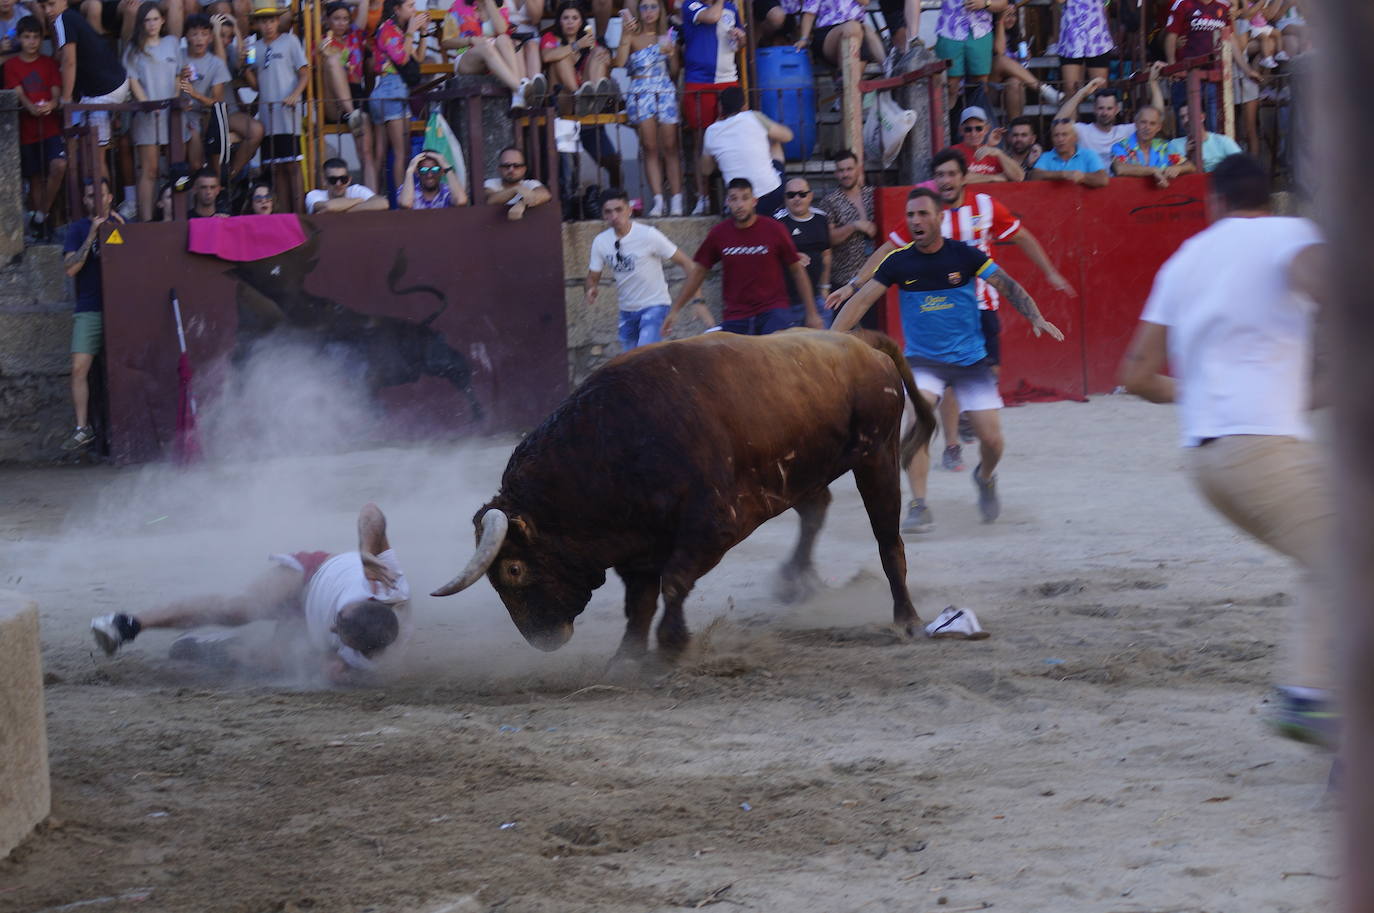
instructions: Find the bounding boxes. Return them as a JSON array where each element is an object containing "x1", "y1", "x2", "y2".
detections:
[
  {"x1": 959, "y1": 106, "x2": 989, "y2": 125},
  {"x1": 250, "y1": 5, "x2": 284, "y2": 16}
]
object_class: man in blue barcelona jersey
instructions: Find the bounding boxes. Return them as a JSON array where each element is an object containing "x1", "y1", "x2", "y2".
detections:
[{"x1": 831, "y1": 186, "x2": 1065, "y2": 534}]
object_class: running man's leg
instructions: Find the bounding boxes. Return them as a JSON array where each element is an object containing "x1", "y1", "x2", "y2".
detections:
[
  {"x1": 966, "y1": 408, "x2": 1005, "y2": 481},
  {"x1": 904, "y1": 388, "x2": 941, "y2": 501}
]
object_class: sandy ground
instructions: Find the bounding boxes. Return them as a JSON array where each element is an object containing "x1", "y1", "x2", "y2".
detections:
[{"x1": 0, "y1": 395, "x2": 1340, "y2": 913}]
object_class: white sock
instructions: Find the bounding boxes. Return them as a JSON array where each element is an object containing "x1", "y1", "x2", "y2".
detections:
[
  {"x1": 33, "y1": 211, "x2": 45, "y2": 223},
  {"x1": 653, "y1": 194, "x2": 664, "y2": 209}
]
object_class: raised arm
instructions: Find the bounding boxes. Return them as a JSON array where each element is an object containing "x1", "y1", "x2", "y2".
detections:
[
  {"x1": 755, "y1": 110, "x2": 794, "y2": 145},
  {"x1": 357, "y1": 502, "x2": 391, "y2": 555},
  {"x1": 983, "y1": 268, "x2": 1064, "y2": 339},
  {"x1": 1054, "y1": 75, "x2": 1104, "y2": 121},
  {"x1": 693, "y1": 0, "x2": 727, "y2": 25}
]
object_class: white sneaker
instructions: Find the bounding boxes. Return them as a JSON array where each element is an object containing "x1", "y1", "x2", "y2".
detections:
[
  {"x1": 669, "y1": 194, "x2": 684, "y2": 216},
  {"x1": 509, "y1": 85, "x2": 527, "y2": 110},
  {"x1": 524, "y1": 73, "x2": 548, "y2": 108},
  {"x1": 1275, "y1": 50, "x2": 1290, "y2": 62},
  {"x1": 91, "y1": 613, "x2": 137, "y2": 655},
  {"x1": 116, "y1": 198, "x2": 137, "y2": 221},
  {"x1": 691, "y1": 197, "x2": 708, "y2": 216},
  {"x1": 924, "y1": 606, "x2": 988, "y2": 640},
  {"x1": 1038, "y1": 83, "x2": 1063, "y2": 104},
  {"x1": 647, "y1": 196, "x2": 665, "y2": 217},
  {"x1": 1258, "y1": 55, "x2": 1277, "y2": 69}
]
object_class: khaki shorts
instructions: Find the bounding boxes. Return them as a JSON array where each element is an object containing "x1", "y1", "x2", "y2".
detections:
[{"x1": 72, "y1": 311, "x2": 104, "y2": 355}]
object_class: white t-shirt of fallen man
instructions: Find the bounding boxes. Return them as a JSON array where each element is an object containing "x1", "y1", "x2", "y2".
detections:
[
  {"x1": 588, "y1": 221, "x2": 680, "y2": 311},
  {"x1": 272, "y1": 549, "x2": 412, "y2": 670}
]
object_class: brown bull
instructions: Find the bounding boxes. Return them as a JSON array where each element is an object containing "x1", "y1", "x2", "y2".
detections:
[{"x1": 432, "y1": 329, "x2": 936, "y2": 661}]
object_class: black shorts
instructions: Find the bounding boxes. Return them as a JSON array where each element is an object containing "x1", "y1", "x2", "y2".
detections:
[
  {"x1": 349, "y1": 81, "x2": 366, "y2": 105},
  {"x1": 261, "y1": 132, "x2": 302, "y2": 164},
  {"x1": 980, "y1": 308, "x2": 1001, "y2": 365},
  {"x1": 752, "y1": 0, "x2": 781, "y2": 21},
  {"x1": 20, "y1": 135, "x2": 66, "y2": 178},
  {"x1": 1061, "y1": 52, "x2": 1113, "y2": 69},
  {"x1": 877, "y1": 0, "x2": 904, "y2": 34}
]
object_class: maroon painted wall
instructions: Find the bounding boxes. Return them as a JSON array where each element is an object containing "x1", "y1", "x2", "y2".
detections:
[
  {"x1": 100, "y1": 204, "x2": 567, "y2": 463},
  {"x1": 875, "y1": 174, "x2": 1209, "y2": 401}
]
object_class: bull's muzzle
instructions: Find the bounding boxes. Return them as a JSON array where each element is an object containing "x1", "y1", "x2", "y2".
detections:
[{"x1": 526, "y1": 621, "x2": 575, "y2": 652}]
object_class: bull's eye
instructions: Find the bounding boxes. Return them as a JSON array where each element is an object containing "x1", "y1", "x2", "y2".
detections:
[{"x1": 502, "y1": 560, "x2": 527, "y2": 585}]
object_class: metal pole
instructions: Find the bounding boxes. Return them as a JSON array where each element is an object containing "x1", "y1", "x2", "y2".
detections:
[{"x1": 1186, "y1": 68, "x2": 1204, "y2": 171}]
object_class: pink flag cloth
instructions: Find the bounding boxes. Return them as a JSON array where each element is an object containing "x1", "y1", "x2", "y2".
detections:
[{"x1": 187, "y1": 214, "x2": 308, "y2": 262}]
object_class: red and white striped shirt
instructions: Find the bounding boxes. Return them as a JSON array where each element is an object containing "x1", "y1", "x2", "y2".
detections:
[{"x1": 889, "y1": 192, "x2": 1021, "y2": 310}]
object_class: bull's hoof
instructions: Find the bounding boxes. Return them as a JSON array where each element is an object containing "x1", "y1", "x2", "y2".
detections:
[
  {"x1": 774, "y1": 565, "x2": 823, "y2": 605},
  {"x1": 604, "y1": 653, "x2": 647, "y2": 683}
]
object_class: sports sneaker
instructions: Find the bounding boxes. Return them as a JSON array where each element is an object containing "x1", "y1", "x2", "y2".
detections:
[
  {"x1": 925, "y1": 605, "x2": 989, "y2": 640},
  {"x1": 942, "y1": 444, "x2": 965, "y2": 472},
  {"x1": 900, "y1": 499, "x2": 933, "y2": 535},
  {"x1": 1037, "y1": 82, "x2": 1064, "y2": 104},
  {"x1": 573, "y1": 82, "x2": 596, "y2": 116},
  {"x1": 957, "y1": 413, "x2": 975, "y2": 444},
  {"x1": 116, "y1": 197, "x2": 137, "y2": 221},
  {"x1": 691, "y1": 197, "x2": 708, "y2": 216},
  {"x1": 1267, "y1": 687, "x2": 1340, "y2": 749},
  {"x1": 61, "y1": 425, "x2": 96, "y2": 451},
  {"x1": 597, "y1": 76, "x2": 621, "y2": 113},
  {"x1": 91, "y1": 612, "x2": 140, "y2": 655},
  {"x1": 972, "y1": 463, "x2": 999, "y2": 523},
  {"x1": 669, "y1": 194, "x2": 684, "y2": 216},
  {"x1": 169, "y1": 632, "x2": 241, "y2": 669},
  {"x1": 345, "y1": 106, "x2": 366, "y2": 139},
  {"x1": 524, "y1": 73, "x2": 548, "y2": 109},
  {"x1": 509, "y1": 83, "x2": 527, "y2": 110}
]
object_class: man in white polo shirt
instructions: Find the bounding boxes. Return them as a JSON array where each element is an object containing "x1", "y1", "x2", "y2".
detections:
[
  {"x1": 89, "y1": 503, "x2": 411, "y2": 683},
  {"x1": 1119, "y1": 154, "x2": 1334, "y2": 748},
  {"x1": 585, "y1": 188, "x2": 697, "y2": 350}
]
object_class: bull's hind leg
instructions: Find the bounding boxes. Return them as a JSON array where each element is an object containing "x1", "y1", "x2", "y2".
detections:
[
  {"x1": 852, "y1": 453, "x2": 921, "y2": 637},
  {"x1": 775, "y1": 488, "x2": 831, "y2": 604}
]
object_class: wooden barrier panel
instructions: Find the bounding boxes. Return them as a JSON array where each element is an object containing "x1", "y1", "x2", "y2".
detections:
[
  {"x1": 875, "y1": 174, "x2": 1209, "y2": 401},
  {"x1": 99, "y1": 204, "x2": 568, "y2": 463}
]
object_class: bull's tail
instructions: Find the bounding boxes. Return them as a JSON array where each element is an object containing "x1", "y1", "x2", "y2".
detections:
[{"x1": 849, "y1": 329, "x2": 936, "y2": 471}]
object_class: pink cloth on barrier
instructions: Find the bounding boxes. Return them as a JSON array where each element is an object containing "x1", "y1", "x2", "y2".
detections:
[{"x1": 187, "y1": 214, "x2": 308, "y2": 261}]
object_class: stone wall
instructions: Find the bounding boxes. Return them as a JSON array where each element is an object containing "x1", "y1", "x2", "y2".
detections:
[
  {"x1": 0, "y1": 246, "x2": 71, "y2": 462},
  {"x1": 0, "y1": 592, "x2": 50, "y2": 856}
]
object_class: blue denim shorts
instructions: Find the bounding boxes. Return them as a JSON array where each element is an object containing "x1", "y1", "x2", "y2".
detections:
[
  {"x1": 619, "y1": 304, "x2": 670, "y2": 350},
  {"x1": 369, "y1": 73, "x2": 409, "y2": 123},
  {"x1": 719, "y1": 306, "x2": 797, "y2": 336}
]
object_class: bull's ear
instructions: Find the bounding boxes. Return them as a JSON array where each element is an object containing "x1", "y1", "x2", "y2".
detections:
[{"x1": 509, "y1": 515, "x2": 536, "y2": 542}]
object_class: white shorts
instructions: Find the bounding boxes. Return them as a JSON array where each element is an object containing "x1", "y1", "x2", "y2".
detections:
[
  {"x1": 74, "y1": 79, "x2": 133, "y2": 146},
  {"x1": 909, "y1": 360, "x2": 1003, "y2": 412}
]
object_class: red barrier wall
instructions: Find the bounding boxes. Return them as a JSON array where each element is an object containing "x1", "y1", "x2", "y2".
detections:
[{"x1": 874, "y1": 175, "x2": 1209, "y2": 400}]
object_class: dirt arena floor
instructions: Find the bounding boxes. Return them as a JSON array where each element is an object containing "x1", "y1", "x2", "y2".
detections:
[{"x1": 0, "y1": 396, "x2": 1339, "y2": 913}]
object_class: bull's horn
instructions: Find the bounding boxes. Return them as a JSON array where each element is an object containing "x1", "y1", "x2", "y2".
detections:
[{"x1": 431, "y1": 509, "x2": 509, "y2": 597}]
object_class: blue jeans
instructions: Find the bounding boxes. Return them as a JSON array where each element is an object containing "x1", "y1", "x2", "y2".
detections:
[
  {"x1": 790, "y1": 296, "x2": 832, "y2": 328},
  {"x1": 369, "y1": 73, "x2": 409, "y2": 123},
  {"x1": 619, "y1": 305, "x2": 670, "y2": 350},
  {"x1": 719, "y1": 306, "x2": 797, "y2": 336}
]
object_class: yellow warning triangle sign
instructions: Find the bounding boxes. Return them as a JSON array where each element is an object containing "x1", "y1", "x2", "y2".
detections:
[{"x1": 106, "y1": 228, "x2": 124, "y2": 245}]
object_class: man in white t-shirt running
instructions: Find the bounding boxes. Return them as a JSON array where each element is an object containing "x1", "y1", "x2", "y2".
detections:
[
  {"x1": 585, "y1": 188, "x2": 697, "y2": 350},
  {"x1": 89, "y1": 503, "x2": 411, "y2": 683},
  {"x1": 1119, "y1": 154, "x2": 1335, "y2": 749}
]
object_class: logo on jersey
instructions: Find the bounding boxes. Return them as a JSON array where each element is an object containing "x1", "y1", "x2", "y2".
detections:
[
  {"x1": 947, "y1": 272, "x2": 962, "y2": 284},
  {"x1": 791, "y1": 228, "x2": 801, "y2": 235},
  {"x1": 721, "y1": 245, "x2": 770, "y2": 255}
]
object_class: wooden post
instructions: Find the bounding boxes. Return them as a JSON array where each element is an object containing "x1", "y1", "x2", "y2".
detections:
[
  {"x1": 1220, "y1": 38, "x2": 1235, "y2": 140},
  {"x1": 1326, "y1": 6, "x2": 1374, "y2": 910},
  {"x1": 1186, "y1": 68, "x2": 1204, "y2": 171},
  {"x1": 840, "y1": 33, "x2": 863, "y2": 169}
]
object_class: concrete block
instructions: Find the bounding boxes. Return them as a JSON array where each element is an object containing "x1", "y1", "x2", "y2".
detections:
[
  {"x1": 0, "y1": 93, "x2": 23, "y2": 263},
  {"x1": 0, "y1": 246, "x2": 69, "y2": 306},
  {"x1": 0, "y1": 593, "x2": 49, "y2": 856},
  {"x1": 0, "y1": 311, "x2": 72, "y2": 375}
]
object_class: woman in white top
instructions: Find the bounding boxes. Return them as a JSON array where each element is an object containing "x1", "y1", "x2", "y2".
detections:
[{"x1": 124, "y1": 0, "x2": 184, "y2": 222}]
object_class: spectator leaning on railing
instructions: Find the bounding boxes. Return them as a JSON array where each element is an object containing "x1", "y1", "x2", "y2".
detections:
[
  {"x1": 485, "y1": 145, "x2": 552, "y2": 220},
  {"x1": 1029, "y1": 117, "x2": 1109, "y2": 186},
  {"x1": 4, "y1": 14, "x2": 66, "y2": 242},
  {"x1": 123, "y1": 0, "x2": 185, "y2": 223},
  {"x1": 681, "y1": 0, "x2": 743, "y2": 214},
  {"x1": 1110, "y1": 64, "x2": 1195, "y2": 188},
  {"x1": 1163, "y1": 0, "x2": 1228, "y2": 131},
  {"x1": 187, "y1": 166, "x2": 230, "y2": 217},
  {"x1": 1002, "y1": 115, "x2": 1041, "y2": 175},
  {"x1": 39, "y1": 0, "x2": 132, "y2": 158},
  {"x1": 1165, "y1": 103, "x2": 1241, "y2": 172},
  {"x1": 246, "y1": 4, "x2": 307, "y2": 212},
  {"x1": 951, "y1": 105, "x2": 1023, "y2": 183},
  {"x1": 307, "y1": 156, "x2": 390, "y2": 213}
]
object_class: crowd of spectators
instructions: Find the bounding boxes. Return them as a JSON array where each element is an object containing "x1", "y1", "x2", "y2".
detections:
[{"x1": 1, "y1": 0, "x2": 1303, "y2": 237}]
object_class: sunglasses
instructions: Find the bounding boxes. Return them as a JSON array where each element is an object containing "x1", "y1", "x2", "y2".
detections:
[
  {"x1": 325, "y1": 174, "x2": 350, "y2": 184},
  {"x1": 500, "y1": 161, "x2": 525, "y2": 169},
  {"x1": 784, "y1": 190, "x2": 810, "y2": 198},
  {"x1": 251, "y1": 194, "x2": 272, "y2": 202},
  {"x1": 961, "y1": 124, "x2": 986, "y2": 133},
  {"x1": 418, "y1": 165, "x2": 442, "y2": 174}
]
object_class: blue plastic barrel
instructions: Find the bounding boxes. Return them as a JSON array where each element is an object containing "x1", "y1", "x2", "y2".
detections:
[{"x1": 755, "y1": 46, "x2": 816, "y2": 161}]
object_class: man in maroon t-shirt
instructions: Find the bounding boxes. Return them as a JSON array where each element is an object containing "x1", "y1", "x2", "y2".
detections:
[
  {"x1": 1164, "y1": 0, "x2": 1228, "y2": 130},
  {"x1": 664, "y1": 177, "x2": 823, "y2": 336}
]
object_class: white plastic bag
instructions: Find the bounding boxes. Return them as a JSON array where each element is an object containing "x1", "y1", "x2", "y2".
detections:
[
  {"x1": 863, "y1": 90, "x2": 917, "y2": 168},
  {"x1": 554, "y1": 117, "x2": 581, "y2": 154}
]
